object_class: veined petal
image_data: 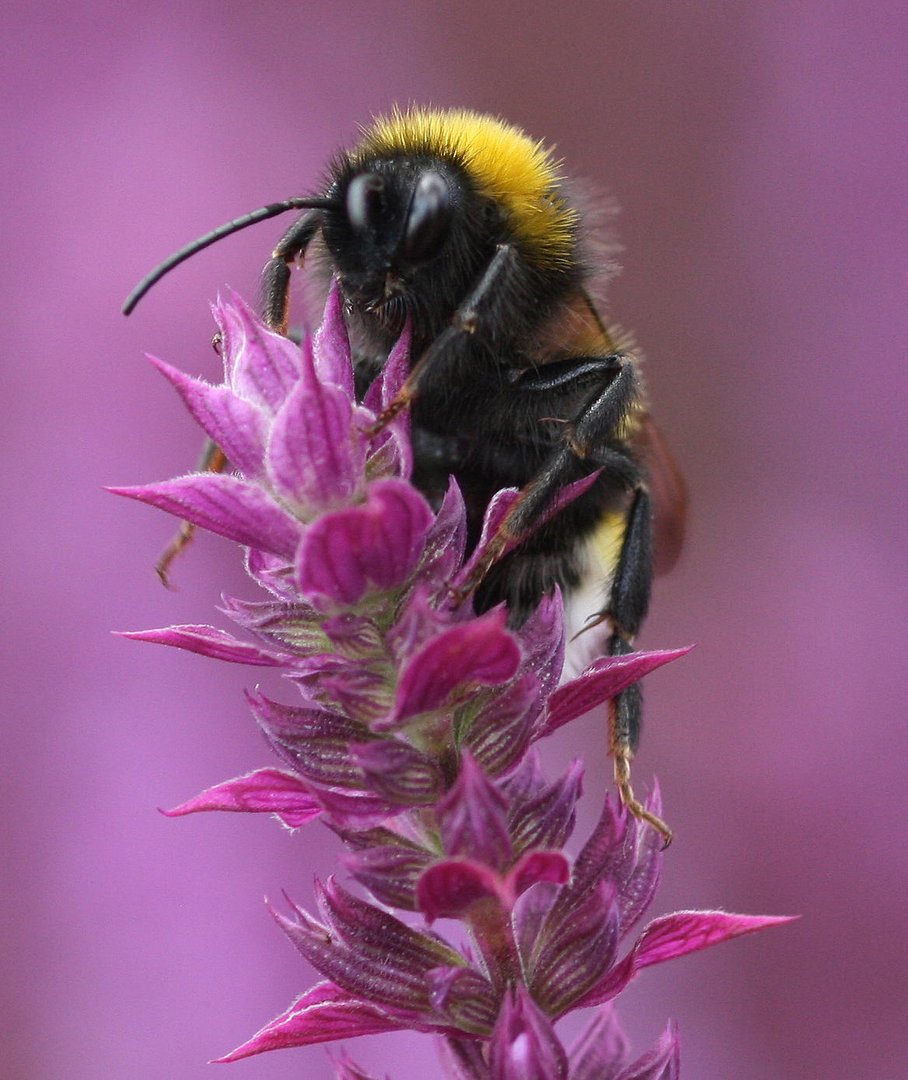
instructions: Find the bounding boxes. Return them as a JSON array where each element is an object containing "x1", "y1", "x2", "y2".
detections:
[
  {"x1": 147, "y1": 355, "x2": 268, "y2": 479},
  {"x1": 312, "y1": 281, "x2": 355, "y2": 396},
  {"x1": 220, "y1": 595, "x2": 331, "y2": 654},
  {"x1": 539, "y1": 647, "x2": 694, "y2": 738},
  {"x1": 212, "y1": 982, "x2": 403, "y2": 1061},
  {"x1": 266, "y1": 374, "x2": 365, "y2": 511},
  {"x1": 604, "y1": 785, "x2": 665, "y2": 937},
  {"x1": 529, "y1": 882, "x2": 621, "y2": 1017},
  {"x1": 437, "y1": 753, "x2": 512, "y2": 870},
  {"x1": 568, "y1": 1004, "x2": 630, "y2": 1079},
  {"x1": 578, "y1": 910, "x2": 797, "y2": 1009},
  {"x1": 378, "y1": 319, "x2": 411, "y2": 410},
  {"x1": 629, "y1": 911, "x2": 797, "y2": 971},
  {"x1": 515, "y1": 591, "x2": 565, "y2": 702},
  {"x1": 363, "y1": 321, "x2": 413, "y2": 479},
  {"x1": 296, "y1": 480, "x2": 434, "y2": 606},
  {"x1": 315, "y1": 878, "x2": 464, "y2": 971},
  {"x1": 413, "y1": 478, "x2": 468, "y2": 588},
  {"x1": 351, "y1": 739, "x2": 444, "y2": 806},
  {"x1": 452, "y1": 488, "x2": 520, "y2": 591},
  {"x1": 305, "y1": 786, "x2": 397, "y2": 825},
  {"x1": 508, "y1": 759, "x2": 583, "y2": 857},
  {"x1": 489, "y1": 985, "x2": 568, "y2": 1080},
  {"x1": 214, "y1": 290, "x2": 302, "y2": 411},
  {"x1": 393, "y1": 609, "x2": 521, "y2": 722},
  {"x1": 342, "y1": 841, "x2": 433, "y2": 912},
  {"x1": 248, "y1": 692, "x2": 374, "y2": 790},
  {"x1": 161, "y1": 768, "x2": 322, "y2": 828},
  {"x1": 109, "y1": 474, "x2": 301, "y2": 559},
  {"x1": 463, "y1": 671, "x2": 539, "y2": 779},
  {"x1": 117, "y1": 624, "x2": 287, "y2": 666},
  {"x1": 274, "y1": 882, "x2": 463, "y2": 1014},
  {"x1": 426, "y1": 966, "x2": 498, "y2": 1036}
]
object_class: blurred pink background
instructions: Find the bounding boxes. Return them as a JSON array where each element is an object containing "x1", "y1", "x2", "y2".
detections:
[{"x1": 4, "y1": 2, "x2": 906, "y2": 1077}]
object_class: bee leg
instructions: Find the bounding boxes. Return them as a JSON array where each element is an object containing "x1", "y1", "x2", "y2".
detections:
[
  {"x1": 261, "y1": 211, "x2": 322, "y2": 334},
  {"x1": 457, "y1": 352, "x2": 640, "y2": 592},
  {"x1": 598, "y1": 487, "x2": 672, "y2": 846},
  {"x1": 370, "y1": 244, "x2": 518, "y2": 430},
  {"x1": 155, "y1": 441, "x2": 227, "y2": 586}
]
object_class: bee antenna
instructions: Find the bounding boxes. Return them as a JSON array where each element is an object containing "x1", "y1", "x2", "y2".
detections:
[{"x1": 122, "y1": 196, "x2": 337, "y2": 315}]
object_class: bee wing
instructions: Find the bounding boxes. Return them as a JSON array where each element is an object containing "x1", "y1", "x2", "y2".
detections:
[{"x1": 632, "y1": 413, "x2": 687, "y2": 576}]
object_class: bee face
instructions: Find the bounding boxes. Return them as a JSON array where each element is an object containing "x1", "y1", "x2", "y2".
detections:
[{"x1": 321, "y1": 156, "x2": 501, "y2": 344}]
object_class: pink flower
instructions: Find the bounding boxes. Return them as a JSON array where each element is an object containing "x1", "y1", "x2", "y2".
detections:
[{"x1": 114, "y1": 291, "x2": 792, "y2": 1077}]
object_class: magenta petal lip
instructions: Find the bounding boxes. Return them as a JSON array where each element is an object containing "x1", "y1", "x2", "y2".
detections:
[
  {"x1": 393, "y1": 609, "x2": 521, "y2": 722},
  {"x1": 296, "y1": 479, "x2": 434, "y2": 606},
  {"x1": 417, "y1": 858, "x2": 502, "y2": 921}
]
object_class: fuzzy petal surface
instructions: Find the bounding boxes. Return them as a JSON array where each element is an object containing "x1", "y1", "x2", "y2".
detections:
[
  {"x1": 148, "y1": 355, "x2": 268, "y2": 479},
  {"x1": 393, "y1": 609, "x2": 521, "y2": 722},
  {"x1": 118, "y1": 624, "x2": 287, "y2": 665},
  {"x1": 161, "y1": 768, "x2": 322, "y2": 828},
  {"x1": 539, "y1": 647, "x2": 693, "y2": 737},
  {"x1": 110, "y1": 474, "x2": 301, "y2": 559},
  {"x1": 213, "y1": 982, "x2": 403, "y2": 1061},
  {"x1": 214, "y1": 290, "x2": 302, "y2": 412}
]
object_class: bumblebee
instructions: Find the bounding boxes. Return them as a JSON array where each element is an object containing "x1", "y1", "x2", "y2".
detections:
[{"x1": 124, "y1": 108, "x2": 686, "y2": 842}]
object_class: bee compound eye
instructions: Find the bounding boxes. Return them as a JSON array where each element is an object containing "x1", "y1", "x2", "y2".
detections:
[
  {"x1": 402, "y1": 170, "x2": 451, "y2": 264},
  {"x1": 346, "y1": 173, "x2": 385, "y2": 230}
]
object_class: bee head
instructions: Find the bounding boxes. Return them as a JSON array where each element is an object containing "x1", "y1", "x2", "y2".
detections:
[{"x1": 321, "y1": 156, "x2": 500, "y2": 344}]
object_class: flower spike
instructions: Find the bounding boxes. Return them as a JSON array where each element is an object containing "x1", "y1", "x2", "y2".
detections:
[{"x1": 120, "y1": 291, "x2": 793, "y2": 1077}]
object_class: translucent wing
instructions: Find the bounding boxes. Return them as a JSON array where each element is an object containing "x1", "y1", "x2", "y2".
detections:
[{"x1": 633, "y1": 413, "x2": 687, "y2": 576}]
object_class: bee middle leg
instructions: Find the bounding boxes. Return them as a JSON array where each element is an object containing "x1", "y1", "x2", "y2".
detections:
[{"x1": 459, "y1": 351, "x2": 641, "y2": 591}]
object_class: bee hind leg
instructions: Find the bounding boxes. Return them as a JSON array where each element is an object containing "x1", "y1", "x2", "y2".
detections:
[
  {"x1": 597, "y1": 486, "x2": 673, "y2": 847},
  {"x1": 455, "y1": 346, "x2": 673, "y2": 843}
]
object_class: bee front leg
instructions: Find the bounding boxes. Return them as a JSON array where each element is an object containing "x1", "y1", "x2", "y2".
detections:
[{"x1": 369, "y1": 244, "x2": 518, "y2": 432}]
